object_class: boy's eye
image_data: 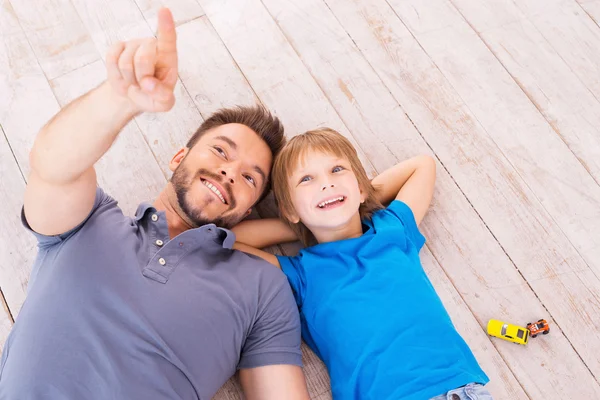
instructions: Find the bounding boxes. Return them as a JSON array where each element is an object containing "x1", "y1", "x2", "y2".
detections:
[
  {"x1": 213, "y1": 146, "x2": 227, "y2": 159},
  {"x1": 245, "y1": 175, "x2": 256, "y2": 186},
  {"x1": 332, "y1": 166, "x2": 345, "y2": 173},
  {"x1": 300, "y1": 175, "x2": 312, "y2": 183}
]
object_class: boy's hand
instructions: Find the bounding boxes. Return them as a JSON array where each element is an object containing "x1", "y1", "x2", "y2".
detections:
[{"x1": 106, "y1": 8, "x2": 178, "y2": 114}]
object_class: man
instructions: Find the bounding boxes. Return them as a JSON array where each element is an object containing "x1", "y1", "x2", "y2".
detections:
[{"x1": 0, "y1": 8, "x2": 310, "y2": 400}]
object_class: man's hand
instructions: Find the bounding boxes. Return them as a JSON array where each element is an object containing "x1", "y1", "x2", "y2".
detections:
[{"x1": 106, "y1": 8, "x2": 178, "y2": 113}]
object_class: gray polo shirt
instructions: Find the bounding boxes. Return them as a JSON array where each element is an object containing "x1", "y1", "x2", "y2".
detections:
[{"x1": 0, "y1": 188, "x2": 302, "y2": 399}]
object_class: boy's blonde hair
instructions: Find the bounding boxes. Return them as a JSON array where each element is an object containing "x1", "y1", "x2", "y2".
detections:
[{"x1": 272, "y1": 128, "x2": 383, "y2": 246}]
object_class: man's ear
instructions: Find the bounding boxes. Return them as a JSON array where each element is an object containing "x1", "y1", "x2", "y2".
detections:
[{"x1": 169, "y1": 147, "x2": 189, "y2": 172}]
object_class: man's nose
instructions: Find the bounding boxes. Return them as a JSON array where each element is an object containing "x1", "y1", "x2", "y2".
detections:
[{"x1": 220, "y1": 169, "x2": 235, "y2": 184}]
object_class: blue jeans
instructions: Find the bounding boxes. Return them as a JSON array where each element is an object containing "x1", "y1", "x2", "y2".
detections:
[{"x1": 429, "y1": 383, "x2": 494, "y2": 400}]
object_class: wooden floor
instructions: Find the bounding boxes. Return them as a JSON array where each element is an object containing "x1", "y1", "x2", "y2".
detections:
[{"x1": 2, "y1": 0, "x2": 600, "y2": 398}]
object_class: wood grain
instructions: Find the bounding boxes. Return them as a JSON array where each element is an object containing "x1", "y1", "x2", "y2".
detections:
[
  {"x1": 9, "y1": 0, "x2": 99, "y2": 80},
  {"x1": 444, "y1": 0, "x2": 600, "y2": 185},
  {"x1": 0, "y1": 0, "x2": 59, "y2": 317},
  {"x1": 400, "y1": 0, "x2": 600, "y2": 317}
]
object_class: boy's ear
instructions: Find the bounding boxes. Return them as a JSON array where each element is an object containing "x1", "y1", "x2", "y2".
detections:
[
  {"x1": 283, "y1": 209, "x2": 300, "y2": 224},
  {"x1": 245, "y1": 208, "x2": 252, "y2": 217},
  {"x1": 360, "y1": 188, "x2": 367, "y2": 204}
]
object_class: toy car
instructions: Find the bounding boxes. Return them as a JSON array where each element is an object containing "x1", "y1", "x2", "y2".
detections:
[
  {"x1": 487, "y1": 319, "x2": 529, "y2": 345},
  {"x1": 526, "y1": 319, "x2": 550, "y2": 338}
]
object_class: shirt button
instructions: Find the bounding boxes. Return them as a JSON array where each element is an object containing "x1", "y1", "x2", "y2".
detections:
[
  {"x1": 151, "y1": 214, "x2": 158, "y2": 222},
  {"x1": 155, "y1": 239, "x2": 164, "y2": 246},
  {"x1": 158, "y1": 257, "x2": 166, "y2": 266}
]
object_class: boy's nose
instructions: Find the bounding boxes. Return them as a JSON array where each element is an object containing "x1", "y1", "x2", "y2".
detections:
[{"x1": 321, "y1": 184, "x2": 335, "y2": 191}]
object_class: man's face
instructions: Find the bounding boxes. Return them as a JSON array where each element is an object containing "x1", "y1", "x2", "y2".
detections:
[{"x1": 169, "y1": 123, "x2": 273, "y2": 229}]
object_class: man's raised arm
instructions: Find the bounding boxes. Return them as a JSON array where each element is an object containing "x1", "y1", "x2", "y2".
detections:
[{"x1": 24, "y1": 8, "x2": 178, "y2": 236}]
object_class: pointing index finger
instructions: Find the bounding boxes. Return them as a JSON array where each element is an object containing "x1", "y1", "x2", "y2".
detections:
[{"x1": 157, "y1": 8, "x2": 177, "y2": 54}]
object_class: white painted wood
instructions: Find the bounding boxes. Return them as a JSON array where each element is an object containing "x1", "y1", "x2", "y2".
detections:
[
  {"x1": 322, "y1": 0, "x2": 600, "y2": 395},
  {"x1": 441, "y1": 0, "x2": 600, "y2": 185},
  {"x1": 133, "y1": 0, "x2": 205, "y2": 32},
  {"x1": 0, "y1": 124, "x2": 35, "y2": 319},
  {"x1": 393, "y1": 1, "x2": 600, "y2": 311},
  {"x1": 177, "y1": 17, "x2": 259, "y2": 116},
  {"x1": 9, "y1": 0, "x2": 100, "y2": 80},
  {"x1": 455, "y1": 0, "x2": 600, "y2": 103},
  {"x1": 0, "y1": 296, "x2": 12, "y2": 352},
  {"x1": 0, "y1": 0, "x2": 59, "y2": 317},
  {"x1": 581, "y1": 1, "x2": 600, "y2": 23},
  {"x1": 197, "y1": 0, "x2": 377, "y2": 178},
  {"x1": 70, "y1": 0, "x2": 204, "y2": 178},
  {"x1": 49, "y1": 60, "x2": 167, "y2": 215}
]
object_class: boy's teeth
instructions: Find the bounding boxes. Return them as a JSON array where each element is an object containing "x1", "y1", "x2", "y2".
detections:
[
  {"x1": 202, "y1": 180, "x2": 226, "y2": 203},
  {"x1": 318, "y1": 196, "x2": 344, "y2": 208}
]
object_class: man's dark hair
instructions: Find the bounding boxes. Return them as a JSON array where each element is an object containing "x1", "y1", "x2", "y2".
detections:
[{"x1": 186, "y1": 105, "x2": 285, "y2": 204}]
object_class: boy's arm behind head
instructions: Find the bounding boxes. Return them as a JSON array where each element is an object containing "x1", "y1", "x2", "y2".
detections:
[
  {"x1": 231, "y1": 218, "x2": 298, "y2": 248},
  {"x1": 371, "y1": 155, "x2": 437, "y2": 225}
]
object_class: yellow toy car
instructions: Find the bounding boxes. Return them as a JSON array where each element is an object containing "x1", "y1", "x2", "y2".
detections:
[{"x1": 487, "y1": 319, "x2": 529, "y2": 345}]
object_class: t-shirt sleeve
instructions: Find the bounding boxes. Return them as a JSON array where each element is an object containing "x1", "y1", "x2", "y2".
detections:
[
  {"x1": 21, "y1": 187, "x2": 115, "y2": 249},
  {"x1": 238, "y1": 276, "x2": 303, "y2": 369},
  {"x1": 275, "y1": 254, "x2": 305, "y2": 309},
  {"x1": 383, "y1": 200, "x2": 426, "y2": 251}
]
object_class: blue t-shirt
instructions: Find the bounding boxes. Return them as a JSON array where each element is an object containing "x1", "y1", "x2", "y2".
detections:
[{"x1": 277, "y1": 201, "x2": 489, "y2": 400}]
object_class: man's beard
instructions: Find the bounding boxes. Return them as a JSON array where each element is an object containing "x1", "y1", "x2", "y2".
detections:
[{"x1": 171, "y1": 164, "x2": 244, "y2": 229}]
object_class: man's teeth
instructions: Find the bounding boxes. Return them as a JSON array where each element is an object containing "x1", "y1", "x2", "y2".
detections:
[
  {"x1": 318, "y1": 197, "x2": 345, "y2": 208},
  {"x1": 202, "y1": 180, "x2": 226, "y2": 203}
]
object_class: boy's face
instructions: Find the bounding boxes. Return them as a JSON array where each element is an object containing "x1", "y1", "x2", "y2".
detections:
[{"x1": 287, "y1": 151, "x2": 366, "y2": 231}]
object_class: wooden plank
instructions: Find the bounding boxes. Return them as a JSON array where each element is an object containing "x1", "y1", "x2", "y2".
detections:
[
  {"x1": 177, "y1": 17, "x2": 259, "y2": 116},
  {"x1": 197, "y1": 0, "x2": 377, "y2": 179},
  {"x1": 392, "y1": 1, "x2": 600, "y2": 313},
  {"x1": 581, "y1": 1, "x2": 600, "y2": 25},
  {"x1": 0, "y1": 125, "x2": 35, "y2": 322},
  {"x1": 0, "y1": 0, "x2": 57, "y2": 317},
  {"x1": 49, "y1": 60, "x2": 167, "y2": 214},
  {"x1": 319, "y1": 0, "x2": 600, "y2": 396},
  {"x1": 70, "y1": 0, "x2": 204, "y2": 178},
  {"x1": 0, "y1": 287, "x2": 13, "y2": 352},
  {"x1": 441, "y1": 0, "x2": 600, "y2": 185},
  {"x1": 9, "y1": 0, "x2": 99, "y2": 80},
  {"x1": 133, "y1": 0, "x2": 205, "y2": 31}
]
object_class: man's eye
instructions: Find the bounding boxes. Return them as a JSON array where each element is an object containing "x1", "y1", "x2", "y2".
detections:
[
  {"x1": 245, "y1": 175, "x2": 256, "y2": 186},
  {"x1": 300, "y1": 176, "x2": 312, "y2": 183},
  {"x1": 214, "y1": 146, "x2": 227, "y2": 159},
  {"x1": 332, "y1": 166, "x2": 344, "y2": 173}
]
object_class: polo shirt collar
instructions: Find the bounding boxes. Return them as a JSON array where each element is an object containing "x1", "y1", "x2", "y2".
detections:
[{"x1": 134, "y1": 202, "x2": 236, "y2": 249}]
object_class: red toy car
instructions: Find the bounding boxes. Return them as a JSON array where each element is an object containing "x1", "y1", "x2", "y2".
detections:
[{"x1": 526, "y1": 319, "x2": 550, "y2": 338}]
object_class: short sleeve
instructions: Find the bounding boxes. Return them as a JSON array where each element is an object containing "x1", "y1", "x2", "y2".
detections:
[
  {"x1": 238, "y1": 278, "x2": 302, "y2": 369},
  {"x1": 21, "y1": 187, "x2": 115, "y2": 249},
  {"x1": 383, "y1": 200, "x2": 426, "y2": 251},
  {"x1": 276, "y1": 254, "x2": 305, "y2": 308}
]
